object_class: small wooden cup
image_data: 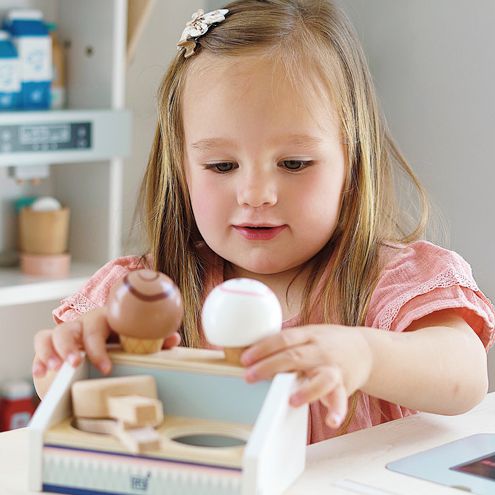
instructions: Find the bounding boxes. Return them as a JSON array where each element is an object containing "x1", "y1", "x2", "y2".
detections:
[
  {"x1": 19, "y1": 207, "x2": 70, "y2": 255},
  {"x1": 20, "y1": 253, "x2": 71, "y2": 277}
]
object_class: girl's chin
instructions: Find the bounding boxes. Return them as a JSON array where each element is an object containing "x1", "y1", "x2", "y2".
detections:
[{"x1": 225, "y1": 258, "x2": 302, "y2": 278}]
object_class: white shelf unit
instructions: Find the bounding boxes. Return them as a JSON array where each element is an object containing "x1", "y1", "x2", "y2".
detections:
[
  {"x1": 0, "y1": 261, "x2": 101, "y2": 306},
  {"x1": 0, "y1": 109, "x2": 131, "y2": 166},
  {"x1": 0, "y1": 0, "x2": 130, "y2": 376}
]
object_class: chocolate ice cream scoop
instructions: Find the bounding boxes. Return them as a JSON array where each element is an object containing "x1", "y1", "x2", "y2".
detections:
[{"x1": 107, "y1": 269, "x2": 183, "y2": 354}]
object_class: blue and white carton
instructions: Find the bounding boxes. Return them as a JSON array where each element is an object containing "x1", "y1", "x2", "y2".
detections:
[
  {"x1": 3, "y1": 9, "x2": 51, "y2": 110},
  {"x1": 0, "y1": 30, "x2": 20, "y2": 110}
]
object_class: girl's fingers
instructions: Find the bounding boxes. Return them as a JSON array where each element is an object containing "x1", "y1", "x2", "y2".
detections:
[
  {"x1": 289, "y1": 365, "x2": 348, "y2": 429},
  {"x1": 82, "y1": 308, "x2": 112, "y2": 374},
  {"x1": 34, "y1": 328, "x2": 64, "y2": 373},
  {"x1": 241, "y1": 328, "x2": 311, "y2": 366},
  {"x1": 245, "y1": 344, "x2": 317, "y2": 382},
  {"x1": 320, "y1": 377, "x2": 348, "y2": 428},
  {"x1": 163, "y1": 332, "x2": 181, "y2": 349},
  {"x1": 32, "y1": 357, "x2": 47, "y2": 378},
  {"x1": 51, "y1": 320, "x2": 84, "y2": 368},
  {"x1": 289, "y1": 365, "x2": 342, "y2": 407}
]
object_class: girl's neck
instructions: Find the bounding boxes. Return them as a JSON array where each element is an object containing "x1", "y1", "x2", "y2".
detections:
[{"x1": 223, "y1": 261, "x2": 314, "y2": 322}]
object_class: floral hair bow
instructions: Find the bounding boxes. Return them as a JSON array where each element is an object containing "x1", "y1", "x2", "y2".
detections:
[{"x1": 177, "y1": 8, "x2": 229, "y2": 58}]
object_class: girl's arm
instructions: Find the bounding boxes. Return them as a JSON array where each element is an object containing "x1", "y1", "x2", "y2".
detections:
[
  {"x1": 241, "y1": 308, "x2": 489, "y2": 426},
  {"x1": 358, "y1": 308, "x2": 488, "y2": 415}
]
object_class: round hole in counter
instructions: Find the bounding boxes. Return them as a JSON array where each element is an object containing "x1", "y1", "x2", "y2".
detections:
[{"x1": 171, "y1": 433, "x2": 246, "y2": 448}]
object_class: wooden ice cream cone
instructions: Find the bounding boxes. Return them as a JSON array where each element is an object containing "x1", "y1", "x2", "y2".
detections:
[
  {"x1": 223, "y1": 346, "x2": 247, "y2": 365},
  {"x1": 119, "y1": 335, "x2": 164, "y2": 354}
]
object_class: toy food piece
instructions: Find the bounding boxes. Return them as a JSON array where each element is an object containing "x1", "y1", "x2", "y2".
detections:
[
  {"x1": 201, "y1": 278, "x2": 283, "y2": 364},
  {"x1": 72, "y1": 375, "x2": 163, "y2": 454},
  {"x1": 107, "y1": 269, "x2": 183, "y2": 353},
  {"x1": 72, "y1": 375, "x2": 163, "y2": 427},
  {"x1": 74, "y1": 417, "x2": 161, "y2": 454}
]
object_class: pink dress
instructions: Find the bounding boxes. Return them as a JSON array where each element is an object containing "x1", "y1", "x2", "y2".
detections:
[{"x1": 53, "y1": 241, "x2": 495, "y2": 444}]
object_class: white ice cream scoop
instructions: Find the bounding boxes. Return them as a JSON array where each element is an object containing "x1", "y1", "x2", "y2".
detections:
[
  {"x1": 31, "y1": 196, "x2": 62, "y2": 211},
  {"x1": 201, "y1": 278, "x2": 283, "y2": 364}
]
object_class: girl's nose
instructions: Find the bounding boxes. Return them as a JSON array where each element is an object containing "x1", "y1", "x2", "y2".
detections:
[{"x1": 237, "y1": 171, "x2": 277, "y2": 208}]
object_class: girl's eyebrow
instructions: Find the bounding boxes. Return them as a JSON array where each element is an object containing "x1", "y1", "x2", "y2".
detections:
[
  {"x1": 281, "y1": 134, "x2": 323, "y2": 148},
  {"x1": 191, "y1": 134, "x2": 323, "y2": 151},
  {"x1": 191, "y1": 138, "x2": 234, "y2": 151}
]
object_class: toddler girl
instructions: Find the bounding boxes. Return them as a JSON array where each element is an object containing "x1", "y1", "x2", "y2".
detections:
[{"x1": 33, "y1": 0, "x2": 494, "y2": 444}]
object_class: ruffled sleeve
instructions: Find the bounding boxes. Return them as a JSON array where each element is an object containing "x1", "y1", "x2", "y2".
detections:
[
  {"x1": 52, "y1": 255, "x2": 148, "y2": 324},
  {"x1": 366, "y1": 241, "x2": 495, "y2": 350}
]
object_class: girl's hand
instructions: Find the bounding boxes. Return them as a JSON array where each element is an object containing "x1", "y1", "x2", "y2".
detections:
[
  {"x1": 240, "y1": 325, "x2": 373, "y2": 428},
  {"x1": 33, "y1": 307, "x2": 181, "y2": 378}
]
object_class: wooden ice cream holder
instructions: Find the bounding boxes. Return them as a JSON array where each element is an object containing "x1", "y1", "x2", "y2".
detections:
[
  {"x1": 27, "y1": 272, "x2": 308, "y2": 495},
  {"x1": 19, "y1": 205, "x2": 71, "y2": 277}
]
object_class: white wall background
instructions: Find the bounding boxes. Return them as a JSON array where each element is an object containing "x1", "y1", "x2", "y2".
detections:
[{"x1": 124, "y1": 1, "x2": 494, "y2": 386}]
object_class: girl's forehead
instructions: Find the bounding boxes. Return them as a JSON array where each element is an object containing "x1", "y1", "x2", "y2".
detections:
[
  {"x1": 182, "y1": 51, "x2": 339, "y2": 126},
  {"x1": 188, "y1": 52, "x2": 319, "y2": 88}
]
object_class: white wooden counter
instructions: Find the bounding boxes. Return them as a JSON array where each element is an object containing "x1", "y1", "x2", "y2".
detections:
[{"x1": 0, "y1": 393, "x2": 493, "y2": 495}]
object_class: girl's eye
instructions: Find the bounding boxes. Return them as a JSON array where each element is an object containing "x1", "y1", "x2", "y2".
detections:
[
  {"x1": 280, "y1": 160, "x2": 313, "y2": 171},
  {"x1": 205, "y1": 162, "x2": 237, "y2": 173}
]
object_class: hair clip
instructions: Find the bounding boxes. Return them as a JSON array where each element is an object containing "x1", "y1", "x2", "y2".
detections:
[{"x1": 177, "y1": 8, "x2": 229, "y2": 58}]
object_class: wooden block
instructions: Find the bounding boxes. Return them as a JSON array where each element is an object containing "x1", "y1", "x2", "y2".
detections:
[
  {"x1": 75, "y1": 417, "x2": 161, "y2": 454},
  {"x1": 107, "y1": 395, "x2": 163, "y2": 428},
  {"x1": 115, "y1": 424, "x2": 161, "y2": 454},
  {"x1": 71, "y1": 375, "x2": 158, "y2": 419}
]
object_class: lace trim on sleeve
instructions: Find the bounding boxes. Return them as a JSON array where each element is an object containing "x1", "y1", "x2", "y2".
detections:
[
  {"x1": 61, "y1": 292, "x2": 99, "y2": 316},
  {"x1": 378, "y1": 266, "x2": 480, "y2": 330}
]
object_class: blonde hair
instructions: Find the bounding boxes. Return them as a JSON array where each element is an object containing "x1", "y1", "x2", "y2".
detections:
[{"x1": 139, "y1": 0, "x2": 430, "y2": 432}]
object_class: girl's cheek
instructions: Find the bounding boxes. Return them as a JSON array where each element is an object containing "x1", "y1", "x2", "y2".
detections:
[
  {"x1": 189, "y1": 174, "x2": 212, "y2": 211},
  {"x1": 191, "y1": 193, "x2": 211, "y2": 230},
  {"x1": 190, "y1": 181, "x2": 228, "y2": 239},
  {"x1": 191, "y1": 189, "x2": 209, "y2": 211}
]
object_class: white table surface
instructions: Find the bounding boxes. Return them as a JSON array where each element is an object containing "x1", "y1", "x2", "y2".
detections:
[{"x1": 0, "y1": 393, "x2": 493, "y2": 495}]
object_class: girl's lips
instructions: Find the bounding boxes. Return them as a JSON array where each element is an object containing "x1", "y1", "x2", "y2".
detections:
[{"x1": 233, "y1": 225, "x2": 287, "y2": 240}]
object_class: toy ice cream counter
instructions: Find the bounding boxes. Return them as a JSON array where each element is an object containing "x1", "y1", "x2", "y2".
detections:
[{"x1": 28, "y1": 272, "x2": 308, "y2": 495}]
